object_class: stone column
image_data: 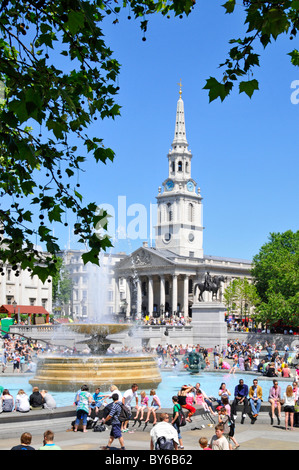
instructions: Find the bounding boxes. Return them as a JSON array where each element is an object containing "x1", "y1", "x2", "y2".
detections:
[
  {"x1": 114, "y1": 277, "x2": 120, "y2": 315},
  {"x1": 148, "y1": 277, "x2": 154, "y2": 317},
  {"x1": 125, "y1": 277, "x2": 131, "y2": 318},
  {"x1": 183, "y1": 275, "x2": 189, "y2": 319},
  {"x1": 136, "y1": 279, "x2": 142, "y2": 319},
  {"x1": 160, "y1": 275, "x2": 165, "y2": 309},
  {"x1": 172, "y1": 274, "x2": 178, "y2": 314}
]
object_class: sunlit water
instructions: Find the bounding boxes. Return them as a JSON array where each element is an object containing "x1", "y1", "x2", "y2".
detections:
[{"x1": 1, "y1": 369, "x2": 294, "y2": 408}]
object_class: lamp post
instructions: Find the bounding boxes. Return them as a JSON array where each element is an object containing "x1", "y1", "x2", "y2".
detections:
[{"x1": 12, "y1": 300, "x2": 17, "y2": 323}]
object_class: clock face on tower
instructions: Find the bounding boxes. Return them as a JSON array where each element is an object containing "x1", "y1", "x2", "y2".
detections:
[
  {"x1": 165, "y1": 179, "x2": 174, "y2": 191},
  {"x1": 187, "y1": 180, "x2": 194, "y2": 192}
]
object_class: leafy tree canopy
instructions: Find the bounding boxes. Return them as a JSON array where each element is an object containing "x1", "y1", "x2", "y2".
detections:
[
  {"x1": 0, "y1": 0, "x2": 195, "y2": 283},
  {"x1": 224, "y1": 277, "x2": 259, "y2": 317},
  {"x1": 1, "y1": 0, "x2": 297, "y2": 284},
  {"x1": 204, "y1": 0, "x2": 299, "y2": 101},
  {"x1": 251, "y1": 230, "x2": 299, "y2": 327},
  {"x1": 52, "y1": 256, "x2": 72, "y2": 308}
]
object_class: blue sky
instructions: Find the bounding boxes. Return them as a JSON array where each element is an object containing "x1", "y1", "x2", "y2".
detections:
[{"x1": 46, "y1": 2, "x2": 299, "y2": 261}]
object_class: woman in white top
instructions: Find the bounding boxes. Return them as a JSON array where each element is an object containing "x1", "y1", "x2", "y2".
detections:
[
  {"x1": 282, "y1": 385, "x2": 296, "y2": 431},
  {"x1": 15, "y1": 389, "x2": 30, "y2": 413}
]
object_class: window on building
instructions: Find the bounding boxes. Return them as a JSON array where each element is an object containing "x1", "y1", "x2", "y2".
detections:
[
  {"x1": 167, "y1": 203, "x2": 173, "y2": 222},
  {"x1": 178, "y1": 161, "x2": 182, "y2": 171},
  {"x1": 29, "y1": 298, "x2": 36, "y2": 306},
  {"x1": 108, "y1": 290, "x2": 113, "y2": 301},
  {"x1": 42, "y1": 299, "x2": 47, "y2": 308},
  {"x1": 188, "y1": 279, "x2": 193, "y2": 294},
  {"x1": 188, "y1": 203, "x2": 194, "y2": 222},
  {"x1": 6, "y1": 296, "x2": 13, "y2": 305},
  {"x1": 142, "y1": 281, "x2": 147, "y2": 296},
  {"x1": 7, "y1": 269, "x2": 11, "y2": 281},
  {"x1": 165, "y1": 281, "x2": 170, "y2": 296}
]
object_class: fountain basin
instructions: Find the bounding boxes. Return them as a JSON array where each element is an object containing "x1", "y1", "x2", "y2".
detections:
[{"x1": 29, "y1": 355, "x2": 162, "y2": 392}]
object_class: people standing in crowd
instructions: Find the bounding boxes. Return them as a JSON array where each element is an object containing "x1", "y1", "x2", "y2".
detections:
[
  {"x1": 73, "y1": 385, "x2": 92, "y2": 433},
  {"x1": 282, "y1": 384, "x2": 296, "y2": 431},
  {"x1": 102, "y1": 393, "x2": 126, "y2": 450},
  {"x1": 208, "y1": 423, "x2": 230, "y2": 450},
  {"x1": 268, "y1": 380, "x2": 282, "y2": 425},
  {"x1": 122, "y1": 383, "x2": 139, "y2": 432},
  {"x1": 171, "y1": 396, "x2": 184, "y2": 449}
]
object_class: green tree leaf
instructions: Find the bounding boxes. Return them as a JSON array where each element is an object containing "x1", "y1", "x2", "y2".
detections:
[{"x1": 239, "y1": 79, "x2": 259, "y2": 98}]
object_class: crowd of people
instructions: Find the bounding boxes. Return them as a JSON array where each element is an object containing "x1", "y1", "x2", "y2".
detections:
[
  {"x1": 1, "y1": 334, "x2": 45, "y2": 373},
  {"x1": 0, "y1": 385, "x2": 56, "y2": 413},
  {"x1": 1, "y1": 333, "x2": 299, "y2": 450},
  {"x1": 68, "y1": 371, "x2": 299, "y2": 451}
]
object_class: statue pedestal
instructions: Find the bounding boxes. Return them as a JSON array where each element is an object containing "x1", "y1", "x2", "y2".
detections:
[{"x1": 191, "y1": 302, "x2": 227, "y2": 350}]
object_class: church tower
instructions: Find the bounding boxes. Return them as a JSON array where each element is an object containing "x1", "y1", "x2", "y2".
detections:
[{"x1": 155, "y1": 82, "x2": 204, "y2": 258}]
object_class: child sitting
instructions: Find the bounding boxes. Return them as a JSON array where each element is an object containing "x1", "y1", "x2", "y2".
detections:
[
  {"x1": 144, "y1": 390, "x2": 161, "y2": 425},
  {"x1": 134, "y1": 391, "x2": 149, "y2": 421}
]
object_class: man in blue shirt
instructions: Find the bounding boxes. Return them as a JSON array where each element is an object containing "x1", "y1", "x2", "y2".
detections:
[
  {"x1": 231, "y1": 379, "x2": 249, "y2": 424},
  {"x1": 102, "y1": 394, "x2": 126, "y2": 450}
]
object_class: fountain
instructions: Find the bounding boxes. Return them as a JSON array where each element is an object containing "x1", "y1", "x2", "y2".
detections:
[
  {"x1": 182, "y1": 351, "x2": 206, "y2": 373},
  {"x1": 29, "y1": 323, "x2": 162, "y2": 391}
]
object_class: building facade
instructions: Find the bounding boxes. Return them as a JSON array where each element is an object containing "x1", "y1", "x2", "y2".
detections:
[
  {"x1": 114, "y1": 88, "x2": 252, "y2": 319},
  {"x1": 59, "y1": 249, "x2": 126, "y2": 321},
  {"x1": 0, "y1": 262, "x2": 52, "y2": 313}
]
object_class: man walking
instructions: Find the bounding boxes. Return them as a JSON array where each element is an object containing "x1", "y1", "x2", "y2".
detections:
[{"x1": 102, "y1": 393, "x2": 126, "y2": 450}]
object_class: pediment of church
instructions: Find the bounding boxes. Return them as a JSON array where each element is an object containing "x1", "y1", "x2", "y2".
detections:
[{"x1": 115, "y1": 247, "x2": 176, "y2": 272}]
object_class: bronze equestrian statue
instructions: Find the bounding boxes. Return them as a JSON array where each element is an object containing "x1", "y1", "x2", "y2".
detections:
[{"x1": 194, "y1": 273, "x2": 226, "y2": 302}]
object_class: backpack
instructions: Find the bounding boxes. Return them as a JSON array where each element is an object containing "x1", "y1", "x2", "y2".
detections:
[
  {"x1": 102, "y1": 402, "x2": 114, "y2": 425},
  {"x1": 102, "y1": 402, "x2": 130, "y2": 424},
  {"x1": 178, "y1": 409, "x2": 186, "y2": 427},
  {"x1": 155, "y1": 437, "x2": 175, "y2": 450},
  {"x1": 93, "y1": 423, "x2": 107, "y2": 432},
  {"x1": 119, "y1": 404, "x2": 131, "y2": 422},
  {"x1": 174, "y1": 405, "x2": 186, "y2": 427}
]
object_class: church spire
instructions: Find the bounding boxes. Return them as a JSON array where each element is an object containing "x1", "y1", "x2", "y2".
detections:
[{"x1": 172, "y1": 79, "x2": 188, "y2": 148}]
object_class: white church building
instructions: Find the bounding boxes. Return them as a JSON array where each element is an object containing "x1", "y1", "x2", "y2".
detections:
[{"x1": 114, "y1": 87, "x2": 252, "y2": 319}]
